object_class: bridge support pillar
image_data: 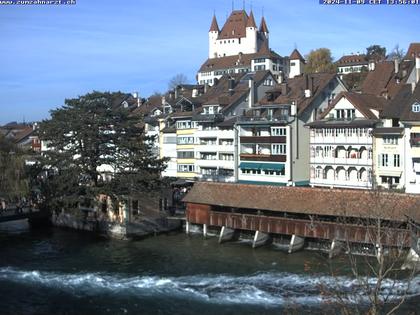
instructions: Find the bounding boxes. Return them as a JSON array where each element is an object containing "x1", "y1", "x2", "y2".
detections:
[
  {"x1": 402, "y1": 248, "x2": 420, "y2": 270},
  {"x1": 252, "y1": 231, "x2": 271, "y2": 248},
  {"x1": 203, "y1": 224, "x2": 208, "y2": 238},
  {"x1": 219, "y1": 226, "x2": 236, "y2": 243},
  {"x1": 288, "y1": 235, "x2": 305, "y2": 253},
  {"x1": 329, "y1": 240, "x2": 344, "y2": 259}
]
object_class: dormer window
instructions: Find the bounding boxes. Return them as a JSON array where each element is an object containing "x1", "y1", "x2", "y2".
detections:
[{"x1": 412, "y1": 102, "x2": 420, "y2": 113}]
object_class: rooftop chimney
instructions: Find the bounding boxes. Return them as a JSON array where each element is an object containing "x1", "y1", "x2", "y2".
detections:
[
  {"x1": 369, "y1": 60, "x2": 376, "y2": 71},
  {"x1": 280, "y1": 83, "x2": 288, "y2": 96},
  {"x1": 248, "y1": 78, "x2": 255, "y2": 108},
  {"x1": 394, "y1": 58, "x2": 399, "y2": 75},
  {"x1": 304, "y1": 74, "x2": 312, "y2": 98},
  {"x1": 132, "y1": 92, "x2": 141, "y2": 107},
  {"x1": 228, "y1": 77, "x2": 235, "y2": 95}
]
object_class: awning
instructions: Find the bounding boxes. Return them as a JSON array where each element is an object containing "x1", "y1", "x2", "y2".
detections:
[
  {"x1": 239, "y1": 162, "x2": 285, "y2": 171},
  {"x1": 260, "y1": 163, "x2": 285, "y2": 171},
  {"x1": 239, "y1": 162, "x2": 261, "y2": 170}
]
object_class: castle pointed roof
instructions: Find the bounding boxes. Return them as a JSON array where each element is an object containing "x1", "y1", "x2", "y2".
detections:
[
  {"x1": 259, "y1": 16, "x2": 269, "y2": 33},
  {"x1": 290, "y1": 49, "x2": 305, "y2": 61},
  {"x1": 246, "y1": 11, "x2": 257, "y2": 28},
  {"x1": 218, "y1": 10, "x2": 248, "y2": 39},
  {"x1": 209, "y1": 14, "x2": 219, "y2": 32}
]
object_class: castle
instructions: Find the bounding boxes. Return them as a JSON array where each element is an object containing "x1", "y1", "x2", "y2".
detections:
[{"x1": 197, "y1": 10, "x2": 289, "y2": 86}]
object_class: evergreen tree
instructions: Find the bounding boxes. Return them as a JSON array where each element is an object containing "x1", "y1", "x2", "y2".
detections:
[
  {"x1": 36, "y1": 91, "x2": 167, "y2": 212},
  {"x1": 366, "y1": 44, "x2": 386, "y2": 61}
]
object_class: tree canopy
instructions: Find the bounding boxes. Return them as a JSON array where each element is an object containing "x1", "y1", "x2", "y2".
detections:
[
  {"x1": 366, "y1": 44, "x2": 386, "y2": 61},
  {"x1": 36, "y1": 91, "x2": 167, "y2": 211},
  {"x1": 0, "y1": 134, "x2": 29, "y2": 201},
  {"x1": 304, "y1": 48, "x2": 336, "y2": 74}
]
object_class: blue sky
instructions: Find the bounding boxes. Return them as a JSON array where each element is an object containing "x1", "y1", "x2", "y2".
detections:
[{"x1": 0, "y1": 0, "x2": 419, "y2": 124}]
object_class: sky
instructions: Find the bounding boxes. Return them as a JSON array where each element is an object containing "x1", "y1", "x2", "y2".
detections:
[{"x1": 0, "y1": 0, "x2": 419, "y2": 124}]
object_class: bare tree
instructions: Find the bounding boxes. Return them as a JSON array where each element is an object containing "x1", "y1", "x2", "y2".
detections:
[
  {"x1": 320, "y1": 189, "x2": 419, "y2": 315},
  {"x1": 387, "y1": 44, "x2": 406, "y2": 62},
  {"x1": 168, "y1": 73, "x2": 189, "y2": 91}
]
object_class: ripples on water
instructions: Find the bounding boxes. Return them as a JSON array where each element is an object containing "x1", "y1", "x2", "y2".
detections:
[{"x1": 0, "y1": 221, "x2": 419, "y2": 315}]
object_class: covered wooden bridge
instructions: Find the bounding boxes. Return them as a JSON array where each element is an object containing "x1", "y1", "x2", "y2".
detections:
[{"x1": 183, "y1": 182, "x2": 420, "y2": 257}]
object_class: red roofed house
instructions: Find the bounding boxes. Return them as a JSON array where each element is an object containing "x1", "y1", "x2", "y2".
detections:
[{"x1": 306, "y1": 92, "x2": 388, "y2": 189}]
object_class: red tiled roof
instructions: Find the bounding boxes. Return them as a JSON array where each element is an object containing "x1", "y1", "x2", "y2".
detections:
[
  {"x1": 400, "y1": 83, "x2": 420, "y2": 122},
  {"x1": 209, "y1": 14, "x2": 219, "y2": 32},
  {"x1": 259, "y1": 16, "x2": 269, "y2": 33},
  {"x1": 259, "y1": 73, "x2": 339, "y2": 116},
  {"x1": 198, "y1": 49, "x2": 280, "y2": 72},
  {"x1": 336, "y1": 54, "x2": 368, "y2": 66},
  {"x1": 405, "y1": 43, "x2": 420, "y2": 60},
  {"x1": 361, "y1": 61, "x2": 396, "y2": 97},
  {"x1": 320, "y1": 92, "x2": 386, "y2": 120},
  {"x1": 183, "y1": 182, "x2": 420, "y2": 222},
  {"x1": 218, "y1": 10, "x2": 248, "y2": 40},
  {"x1": 289, "y1": 49, "x2": 305, "y2": 61},
  {"x1": 246, "y1": 11, "x2": 257, "y2": 28}
]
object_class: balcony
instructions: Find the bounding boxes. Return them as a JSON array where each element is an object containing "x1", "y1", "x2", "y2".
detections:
[
  {"x1": 311, "y1": 156, "x2": 372, "y2": 166},
  {"x1": 240, "y1": 154, "x2": 286, "y2": 162},
  {"x1": 192, "y1": 113, "x2": 224, "y2": 123},
  {"x1": 310, "y1": 136, "x2": 372, "y2": 145},
  {"x1": 237, "y1": 115, "x2": 290, "y2": 125},
  {"x1": 240, "y1": 136, "x2": 286, "y2": 144}
]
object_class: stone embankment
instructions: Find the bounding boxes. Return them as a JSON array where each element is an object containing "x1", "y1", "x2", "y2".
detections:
[{"x1": 52, "y1": 210, "x2": 182, "y2": 240}]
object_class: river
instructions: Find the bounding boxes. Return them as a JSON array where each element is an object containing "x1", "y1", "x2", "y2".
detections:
[{"x1": 0, "y1": 221, "x2": 418, "y2": 315}]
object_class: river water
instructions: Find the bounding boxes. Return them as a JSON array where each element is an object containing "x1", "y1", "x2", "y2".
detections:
[{"x1": 0, "y1": 221, "x2": 419, "y2": 315}]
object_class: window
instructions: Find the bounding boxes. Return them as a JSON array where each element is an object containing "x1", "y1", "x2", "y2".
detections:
[
  {"x1": 412, "y1": 102, "x2": 420, "y2": 113},
  {"x1": 177, "y1": 137, "x2": 194, "y2": 144},
  {"x1": 380, "y1": 154, "x2": 389, "y2": 167},
  {"x1": 336, "y1": 109, "x2": 345, "y2": 119},
  {"x1": 219, "y1": 139, "x2": 233, "y2": 146},
  {"x1": 290, "y1": 62, "x2": 296, "y2": 66},
  {"x1": 177, "y1": 164, "x2": 194, "y2": 172},
  {"x1": 219, "y1": 153, "x2": 234, "y2": 161},
  {"x1": 254, "y1": 58, "x2": 265, "y2": 63},
  {"x1": 383, "y1": 136, "x2": 398, "y2": 145},
  {"x1": 199, "y1": 153, "x2": 217, "y2": 160},
  {"x1": 394, "y1": 154, "x2": 400, "y2": 167},
  {"x1": 176, "y1": 121, "x2": 193, "y2": 129},
  {"x1": 201, "y1": 168, "x2": 217, "y2": 175},
  {"x1": 271, "y1": 127, "x2": 287, "y2": 136},
  {"x1": 163, "y1": 136, "x2": 176, "y2": 144},
  {"x1": 254, "y1": 65, "x2": 266, "y2": 71},
  {"x1": 263, "y1": 79, "x2": 273, "y2": 86},
  {"x1": 177, "y1": 151, "x2": 194, "y2": 159},
  {"x1": 272, "y1": 144, "x2": 286, "y2": 155}
]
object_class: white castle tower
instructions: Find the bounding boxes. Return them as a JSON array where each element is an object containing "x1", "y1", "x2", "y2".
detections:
[{"x1": 207, "y1": 10, "x2": 267, "y2": 59}]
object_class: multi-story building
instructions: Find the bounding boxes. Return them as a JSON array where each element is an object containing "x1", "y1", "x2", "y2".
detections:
[
  {"x1": 402, "y1": 57, "x2": 420, "y2": 193},
  {"x1": 198, "y1": 10, "x2": 286, "y2": 85},
  {"x1": 193, "y1": 71, "x2": 276, "y2": 182},
  {"x1": 307, "y1": 92, "x2": 388, "y2": 189},
  {"x1": 171, "y1": 112, "x2": 198, "y2": 180},
  {"x1": 336, "y1": 54, "x2": 368, "y2": 75},
  {"x1": 237, "y1": 73, "x2": 347, "y2": 186}
]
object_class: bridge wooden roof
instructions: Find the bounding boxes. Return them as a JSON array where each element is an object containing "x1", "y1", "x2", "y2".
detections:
[{"x1": 183, "y1": 182, "x2": 420, "y2": 223}]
